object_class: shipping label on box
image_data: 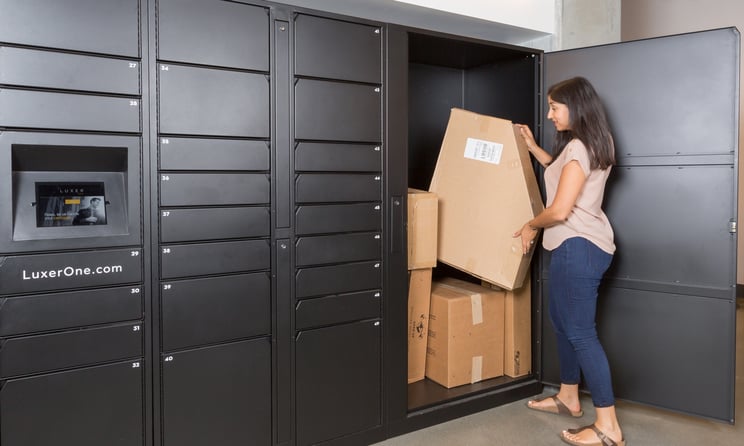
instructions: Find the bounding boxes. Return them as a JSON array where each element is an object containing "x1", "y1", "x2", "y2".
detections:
[
  {"x1": 429, "y1": 108, "x2": 544, "y2": 290},
  {"x1": 425, "y1": 277, "x2": 505, "y2": 388},
  {"x1": 407, "y1": 188, "x2": 438, "y2": 270},
  {"x1": 407, "y1": 268, "x2": 433, "y2": 384}
]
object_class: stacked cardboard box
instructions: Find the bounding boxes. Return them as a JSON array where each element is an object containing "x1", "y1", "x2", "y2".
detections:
[
  {"x1": 418, "y1": 108, "x2": 539, "y2": 387},
  {"x1": 406, "y1": 188, "x2": 438, "y2": 384},
  {"x1": 425, "y1": 278, "x2": 505, "y2": 388},
  {"x1": 482, "y1": 276, "x2": 532, "y2": 378}
]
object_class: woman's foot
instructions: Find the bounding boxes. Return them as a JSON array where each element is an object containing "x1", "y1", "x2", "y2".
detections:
[
  {"x1": 527, "y1": 394, "x2": 583, "y2": 418},
  {"x1": 561, "y1": 423, "x2": 624, "y2": 446}
]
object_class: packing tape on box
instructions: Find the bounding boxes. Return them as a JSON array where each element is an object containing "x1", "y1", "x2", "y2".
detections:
[
  {"x1": 435, "y1": 282, "x2": 483, "y2": 325},
  {"x1": 471, "y1": 356, "x2": 483, "y2": 383}
]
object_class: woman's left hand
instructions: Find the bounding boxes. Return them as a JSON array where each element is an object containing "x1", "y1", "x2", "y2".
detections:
[{"x1": 513, "y1": 223, "x2": 538, "y2": 255}]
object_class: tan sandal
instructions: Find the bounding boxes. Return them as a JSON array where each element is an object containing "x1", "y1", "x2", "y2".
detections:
[
  {"x1": 560, "y1": 424, "x2": 625, "y2": 446},
  {"x1": 526, "y1": 395, "x2": 584, "y2": 418}
]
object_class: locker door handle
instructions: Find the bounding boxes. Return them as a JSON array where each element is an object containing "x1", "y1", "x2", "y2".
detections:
[{"x1": 390, "y1": 195, "x2": 402, "y2": 253}]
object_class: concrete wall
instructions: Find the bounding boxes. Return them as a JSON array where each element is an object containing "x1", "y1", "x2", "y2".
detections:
[
  {"x1": 558, "y1": 0, "x2": 621, "y2": 49},
  {"x1": 622, "y1": 0, "x2": 744, "y2": 284}
]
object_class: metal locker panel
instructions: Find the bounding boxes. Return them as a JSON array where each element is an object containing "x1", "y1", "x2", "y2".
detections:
[
  {"x1": 158, "y1": 0, "x2": 269, "y2": 71},
  {"x1": 294, "y1": 14, "x2": 381, "y2": 84},
  {"x1": 159, "y1": 65, "x2": 269, "y2": 137},
  {"x1": 0, "y1": 286, "x2": 142, "y2": 337},
  {"x1": 295, "y1": 142, "x2": 382, "y2": 172},
  {"x1": 0, "y1": 322, "x2": 142, "y2": 378},
  {"x1": 295, "y1": 203, "x2": 382, "y2": 235},
  {"x1": 296, "y1": 232, "x2": 381, "y2": 267},
  {"x1": 160, "y1": 273, "x2": 271, "y2": 351},
  {"x1": 544, "y1": 31, "x2": 739, "y2": 161},
  {"x1": 296, "y1": 320, "x2": 381, "y2": 445},
  {"x1": 0, "y1": 361, "x2": 143, "y2": 446},
  {"x1": 540, "y1": 284, "x2": 736, "y2": 422},
  {"x1": 544, "y1": 27, "x2": 739, "y2": 421},
  {"x1": 296, "y1": 261, "x2": 382, "y2": 299},
  {"x1": 295, "y1": 290, "x2": 381, "y2": 330},
  {"x1": 159, "y1": 173, "x2": 270, "y2": 206},
  {"x1": 160, "y1": 207, "x2": 270, "y2": 243},
  {"x1": 0, "y1": 248, "x2": 143, "y2": 295},
  {"x1": 295, "y1": 79, "x2": 382, "y2": 142},
  {"x1": 0, "y1": 0, "x2": 140, "y2": 57},
  {"x1": 604, "y1": 164, "x2": 735, "y2": 291},
  {"x1": 159, "y1": 137, "x2": 270, "y2": 171},
  {"x1": 161, "y1": 339, "x2": 271, "y2": 446},
  {"x1": 0, "y1": 46, "x2": 140, "y2": 94},
  {"x1": 0, "y1": 89, "x2": 140, "y2": 132},
  {"x1": 295, "y1": 173, "x2": 382, "y2": 203},
  {"x1": 160, "y1": 240, "x2": 270, "y2": 279}
]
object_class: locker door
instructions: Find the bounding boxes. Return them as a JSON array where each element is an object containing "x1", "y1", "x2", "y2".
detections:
[
  {"x1": 542, "y1": 27, "x2": 739, "y2": 422},
  {"x1": 295, "y1": 320, "x2": 382, "y2": 446}
]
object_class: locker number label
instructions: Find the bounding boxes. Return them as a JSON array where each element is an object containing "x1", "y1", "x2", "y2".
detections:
[{"x1": 132, "y1": 362, "x2": 141, "y2": 368}]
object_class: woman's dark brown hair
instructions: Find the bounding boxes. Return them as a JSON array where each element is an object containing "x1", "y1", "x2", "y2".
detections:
[{"x1": 548, "y1": 76, "x2": 616, "y2": 169}]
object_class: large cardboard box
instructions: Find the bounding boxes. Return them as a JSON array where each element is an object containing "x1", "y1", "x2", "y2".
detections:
[
  {"x1": 407, "y1": 268, "x2": 433, "y2": 383},
  {"x1": 407, "y1": 188, "x2": 438, "y2": 270},
  {"x1": 429, "y1": 108, "x2": 544, "y2": 290},
  {"x1": 483, "y1": 276, "x2": 532, "y2": 378},
  {"x1": 425, "y1": 277, "x2": 505, "y2": 388}
]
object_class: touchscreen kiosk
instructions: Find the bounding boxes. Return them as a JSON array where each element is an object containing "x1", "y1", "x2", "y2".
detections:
[
  {"x1": 0, "y1": 132, "x2": 142, "y2": 252},
  {"x1": 36, "y1": 182, "x2": 108, "y2": 227}
]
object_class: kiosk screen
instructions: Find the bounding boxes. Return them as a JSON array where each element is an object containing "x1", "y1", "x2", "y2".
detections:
[{"x1": 35, "y1": 182, "x2": 107, "y2": 227}]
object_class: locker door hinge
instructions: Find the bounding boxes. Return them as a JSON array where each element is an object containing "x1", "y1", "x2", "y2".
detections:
[{"x1": 729, "y1": 219, "x2": 737, "y2": 233}]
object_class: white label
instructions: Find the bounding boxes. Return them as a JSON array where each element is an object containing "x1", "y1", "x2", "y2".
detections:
[
  {"x1": 464, "y1": 137, "x2": 503, "y2": 165},
  {"x1": 471, "y1": 356, "x2": 483, "y2": 383},
  {"x1": 470, "y1": 294, "x2": 483, "y2": 325}
]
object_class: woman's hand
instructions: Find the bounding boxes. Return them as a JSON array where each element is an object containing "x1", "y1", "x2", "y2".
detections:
[
  {"x1": 516, "y1": 124, "x2": 537, "y2": 151},
  {"x1": 515, "y1": 124, "x2": 553, "y2": 167},
  {"x1": 513, "y1": 223, "x2": 539, "y2": 255}
]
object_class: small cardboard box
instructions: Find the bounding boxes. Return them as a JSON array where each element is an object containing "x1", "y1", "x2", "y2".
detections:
[
  {"x1": 483, "y1": 276, "x2": 532, "y2": 378},
  {"x1": 425, "y1": 277, "x2": 505, "y2": 388},
  {"x1": 407, "y1": 268, "x2": 433, "y2": 383},
  {"x1": 407, "y1": 188, "x2": 438, "y2": 270},
  {"x1": 428, "y1": 108, "x2": 544, "y2": 290}
]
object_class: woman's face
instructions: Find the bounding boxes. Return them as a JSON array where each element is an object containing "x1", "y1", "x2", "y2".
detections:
[{"x1": 547, "y1": 96, "x2": 571, "y2": 131}]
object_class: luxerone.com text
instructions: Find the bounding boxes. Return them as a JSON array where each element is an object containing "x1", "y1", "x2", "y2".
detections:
[{"x1": 22, "y1": 264, "x2": 124, "y2": 280}]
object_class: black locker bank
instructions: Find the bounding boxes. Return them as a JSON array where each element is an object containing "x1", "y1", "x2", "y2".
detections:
[{"x1": 0, "y1": 1, "x2": 738, "y2": 445}]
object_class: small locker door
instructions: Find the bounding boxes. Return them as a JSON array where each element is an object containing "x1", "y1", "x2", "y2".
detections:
[{"x1": 542, "y1": 28, "x2": 739, "y2": 422}]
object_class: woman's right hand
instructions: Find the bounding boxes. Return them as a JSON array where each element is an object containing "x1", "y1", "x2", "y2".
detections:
[
  {"x1": 516, "y1": 124, "x2": 537, "y2": 152},
  {"x1": 515, "y1": 124, "x2": 552, "y2": 167}
]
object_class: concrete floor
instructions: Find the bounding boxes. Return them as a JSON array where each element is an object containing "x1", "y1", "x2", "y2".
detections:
[{"x1": 375, "y1": 299, "x2": 743, "y2": 446}]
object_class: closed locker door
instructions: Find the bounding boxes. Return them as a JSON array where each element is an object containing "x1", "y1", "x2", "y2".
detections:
[
  {"x1": 161, "y1": 339, "x2": 271, "y2": 446},
  {"x1": 542, "y1": 28, "x2": 739, "y2": 422},
  {"x1": 0, "y1": 361, "x2": 143, "y2": 446},
  {"x1": 295, "y1": 319, "x2": 382, "y2": 446}
]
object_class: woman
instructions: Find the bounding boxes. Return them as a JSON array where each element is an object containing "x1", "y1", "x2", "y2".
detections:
[{"x1": 514, "y1": 77, "x2": 624, "y2": 446}]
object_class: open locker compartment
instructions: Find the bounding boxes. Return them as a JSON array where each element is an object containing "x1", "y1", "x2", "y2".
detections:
[
  {"x1": 385, "y1": 25, "x2": 545, "y2": 432},
  {"x1": 386, "y1": 24, "x2": 739, "y2": 437}
]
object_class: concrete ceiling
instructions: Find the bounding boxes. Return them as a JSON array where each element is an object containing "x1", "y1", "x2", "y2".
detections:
[{"x1": 278, "y1": 0, "x2": 551, "y2": 45}]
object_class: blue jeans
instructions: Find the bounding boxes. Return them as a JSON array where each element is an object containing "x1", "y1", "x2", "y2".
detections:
[{"x1": 549, "y1": 237, "x2": 615, "y2": 407}]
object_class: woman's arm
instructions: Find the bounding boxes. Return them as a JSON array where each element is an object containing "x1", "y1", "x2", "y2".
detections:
[
  {"x1": 513, "y1": 160, "x2": 587, "y2": 254},
  {"x1": 516, "y1": 124, "x2": 553, "y2": 167}
]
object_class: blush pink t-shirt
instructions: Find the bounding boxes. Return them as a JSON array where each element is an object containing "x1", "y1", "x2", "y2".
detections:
[{"x1": 542, "y1": 139, "x2": 615, "y2": 254}]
